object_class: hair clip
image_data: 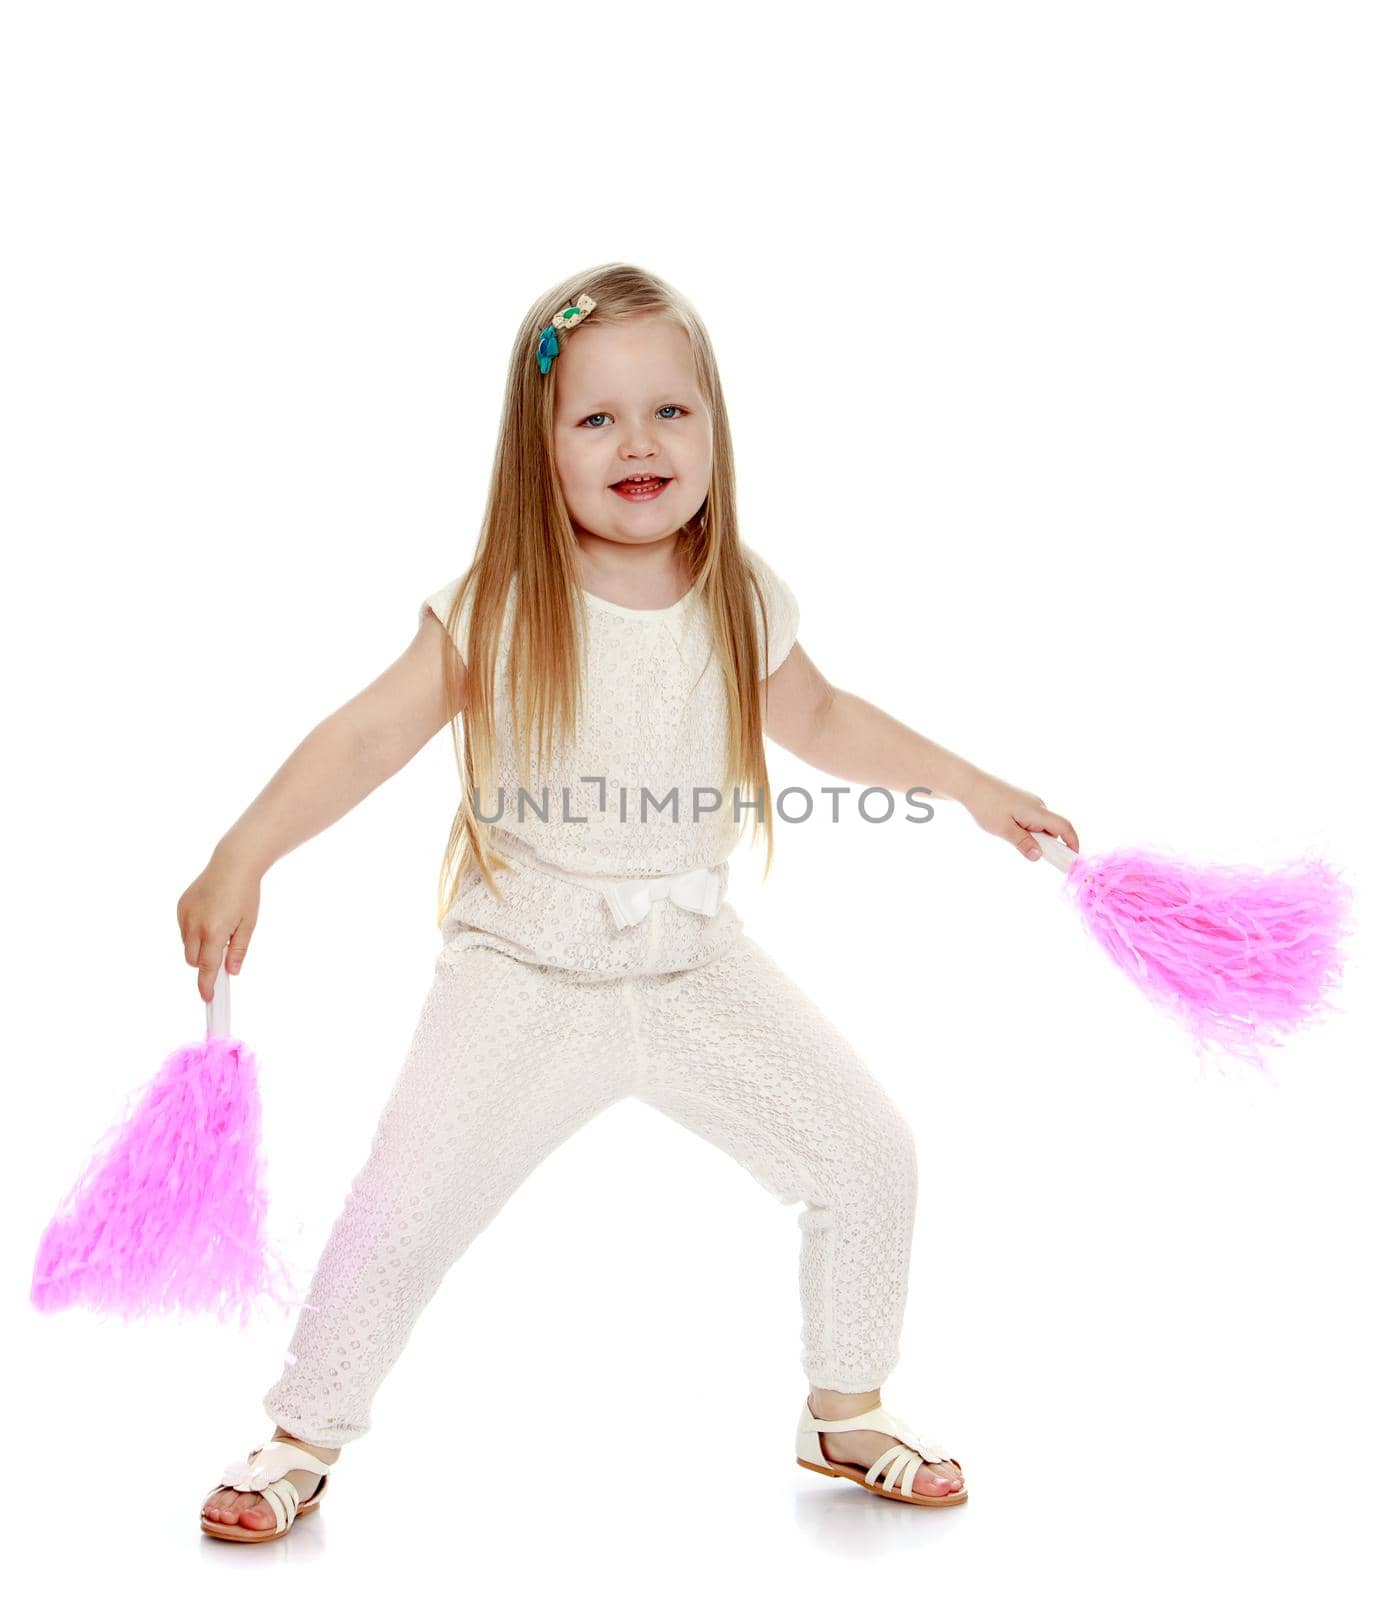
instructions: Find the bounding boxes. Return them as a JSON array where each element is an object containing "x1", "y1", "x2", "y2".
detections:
[{"x1": 536, "y1": 293, "x2": 597, "y2": 374}]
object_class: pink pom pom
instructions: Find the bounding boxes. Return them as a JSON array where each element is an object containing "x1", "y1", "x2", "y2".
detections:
[
  {"x1": 31, "y1": 1034, "x2": 309, "y2": 1324},
  {"x1": 1058, "y1": 846, "x2": 1355, "y2": 1068}
]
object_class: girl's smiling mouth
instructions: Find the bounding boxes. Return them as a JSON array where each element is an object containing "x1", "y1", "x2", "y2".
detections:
[{"x1": 609, "y1": 475, "x2": 671, "y2": 503}]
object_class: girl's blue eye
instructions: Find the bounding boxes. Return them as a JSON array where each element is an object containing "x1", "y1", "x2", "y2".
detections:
[{"x1": 581, "y1": 406, "x2": 687, "y2": 427}]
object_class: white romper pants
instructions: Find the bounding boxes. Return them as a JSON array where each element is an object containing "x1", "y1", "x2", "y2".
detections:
[{"x1": 261, "y1": 842, "x2": 920, "y2": 1448}]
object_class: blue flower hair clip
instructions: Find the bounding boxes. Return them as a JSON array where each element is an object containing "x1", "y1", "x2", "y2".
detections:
[{"x1": 536, "y1": 293, "x2": 597, "y2": 374}]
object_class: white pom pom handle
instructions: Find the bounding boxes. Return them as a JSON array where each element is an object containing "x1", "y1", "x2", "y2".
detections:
[
  {"x1": 207, "y1": 961, "x2": 232, "y2": 1042},
  {"x1": 1031, "y1": 832, "x2": 1080, "y2": 874}
]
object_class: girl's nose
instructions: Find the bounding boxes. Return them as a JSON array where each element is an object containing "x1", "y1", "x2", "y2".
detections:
[{"x1": 617, "y1": 428, "x2": 661, "y2": 458}]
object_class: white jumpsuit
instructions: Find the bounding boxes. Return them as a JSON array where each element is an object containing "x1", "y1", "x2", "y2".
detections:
[{"x1": 260, "y1": 550, "x2": 920, "y2": 1448}]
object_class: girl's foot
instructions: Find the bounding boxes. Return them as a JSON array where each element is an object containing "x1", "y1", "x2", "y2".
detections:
[
  {"x1": 201, "y1": 1428, "x2": 341, "y2": 1533},
  {"x1": 808, "y1": 1390, "x2": 963, "y2": 1499}
]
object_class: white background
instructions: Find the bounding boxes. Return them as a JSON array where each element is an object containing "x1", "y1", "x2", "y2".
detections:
[{"x1": 4, "y1": 1, "x2": 1394, "y2": 1593}]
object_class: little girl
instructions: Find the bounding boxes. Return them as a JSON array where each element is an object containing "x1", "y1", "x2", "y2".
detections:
[{"x1": 185, "y1": 262, "x2": 1079, "y2": 1541}]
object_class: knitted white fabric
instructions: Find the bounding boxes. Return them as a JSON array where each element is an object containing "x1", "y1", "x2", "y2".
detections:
[
  {"x1": 256, "y1": 546, "x2": 922, "y2": 1447},
  {"x1": 414, "y1": 547, "x2": 799, "y2": 879},
  {"x1": 261, "y1": 935, "x2": 918, "y2": 1447}
]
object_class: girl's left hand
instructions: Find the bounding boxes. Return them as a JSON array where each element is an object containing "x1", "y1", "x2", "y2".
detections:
[{"x1": 960, "y1": 770, "x2": 1080, "y2": 863}]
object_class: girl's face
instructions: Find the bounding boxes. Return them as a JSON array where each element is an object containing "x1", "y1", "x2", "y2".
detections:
[{"x1": 552, "y1": 315, "x2": 713, "y2": 549}]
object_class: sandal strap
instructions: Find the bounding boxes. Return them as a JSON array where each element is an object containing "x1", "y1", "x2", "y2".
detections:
[
  {"x1": 867, "y1": 1443, "x2": 923, "y2": 1499},
  {"x1": 800, "y1": 1400, "x2": 955, "y2": 1467},
  {"x1": 210, "y1": 1439, "x2": 332, "y2": 1531},
  {"x1": 875, "y1": 1406, "x2": 954, "y2": 1466}
]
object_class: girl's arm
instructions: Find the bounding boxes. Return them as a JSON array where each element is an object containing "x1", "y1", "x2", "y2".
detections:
[
  {"x1": 761, "y1": 642, "x2": 1079, "y2": 863},
  {"x1": 177, "y1": 613, "x2": 464, "y2": 998},
  {"x1": 215, "y1": 613, "x2": 464, "y2": 876}
]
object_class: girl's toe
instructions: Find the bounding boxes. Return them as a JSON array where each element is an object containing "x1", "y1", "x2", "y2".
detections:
[
  {"x1": 239, "y1": 1494, "x2": 275, "y2": 1528},
  {"x1": 915, "y1": 1464, "x2": 962, "y2": 1496}
]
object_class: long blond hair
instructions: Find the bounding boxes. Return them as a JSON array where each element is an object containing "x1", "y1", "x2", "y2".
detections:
[{"x1": 431, "y1": 261, "x2": 787, "y2": 926}]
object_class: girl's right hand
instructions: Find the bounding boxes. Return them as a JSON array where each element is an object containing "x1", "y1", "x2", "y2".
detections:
[{"x1": 176, "y1": 848, "x2": 263, "y2": 1003}]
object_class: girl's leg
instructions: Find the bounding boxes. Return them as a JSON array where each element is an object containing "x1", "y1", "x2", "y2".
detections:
[
  {"x1": 632, "y1": 933, "x2": 918, "y2": 1391},
  {"x1": 630, "y1": 934, "x2": 958, "y2": 1494},
  {"x1": 259, "y1": 946, "x2": 635, "y2": 1449}
]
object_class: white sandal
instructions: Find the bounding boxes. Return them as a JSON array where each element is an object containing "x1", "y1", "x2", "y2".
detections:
[
  {"x1": 200, "y1": 1437, "x2": 334, "y2": 1543},
  {"x1": 796, "y1": 1398, "x2": 968, "y2": 1506}
]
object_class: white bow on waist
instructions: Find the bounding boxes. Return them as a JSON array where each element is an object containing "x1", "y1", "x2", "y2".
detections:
[{"x1": 594, "y1": 866, "x2": 724, "y2": 930}]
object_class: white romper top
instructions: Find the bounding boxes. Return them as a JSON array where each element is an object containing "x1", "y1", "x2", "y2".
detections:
[{"x1": 418, "y1": 547, "x2": 799, "y2": 884}]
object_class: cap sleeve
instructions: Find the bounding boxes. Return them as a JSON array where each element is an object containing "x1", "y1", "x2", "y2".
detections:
[
  {"x1": 419, "y1": 572, "x2": 472, "y2": 662},
  {"x1": 746, "y1": 549, "x2": 800, "y2": 677}
]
